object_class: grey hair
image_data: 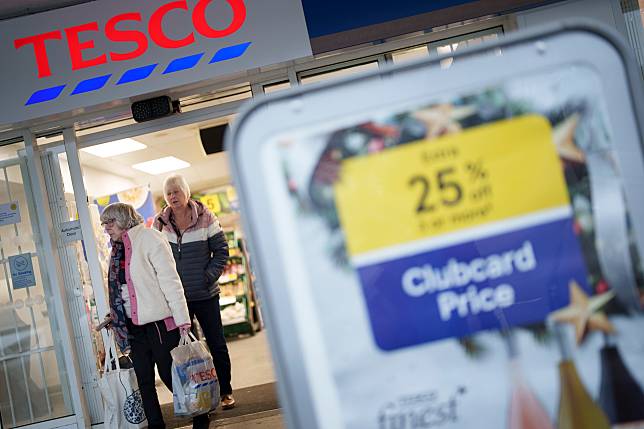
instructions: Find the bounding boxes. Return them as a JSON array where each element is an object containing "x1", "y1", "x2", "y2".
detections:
[
  {"x1": 163, "y1": 174, "x2": 191, "y2": 200},
  {"x1": 100, "y1": 203, "x2": 144, "y2": 230}
]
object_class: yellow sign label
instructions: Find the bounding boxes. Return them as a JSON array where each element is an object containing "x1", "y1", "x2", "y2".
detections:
[
  {"x1": 334, "y1": 115, "x2": 569, "y2": 256},
  {"x1": 226, "y1": 186, "x2": 237, "y2": 202},
  {"x1": 96, "y1": 195, "x2": 111, "y2": 206},
  {"x1": 200, "y1": 194, "x2": 222, "y2": 214}
]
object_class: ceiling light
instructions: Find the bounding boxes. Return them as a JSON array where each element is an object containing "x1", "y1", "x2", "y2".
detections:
[
  {"x1": 81, "y1": 138, "x2": 147, "y2": 158},
  {"x1": 132, "y1": 156, "x2": 190, "y2": 175}
]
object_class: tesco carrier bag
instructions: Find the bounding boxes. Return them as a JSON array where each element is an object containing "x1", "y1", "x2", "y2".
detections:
[{"x1": 171, "y1": 332, "x2": 220, "y2": 417}]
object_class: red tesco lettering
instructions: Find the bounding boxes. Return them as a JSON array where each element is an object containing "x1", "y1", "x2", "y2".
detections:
[
  {"x1": 105, "y1": 13, "x2": 148, "y2": 62},
  {"x1": 13, "y1": 0, "x2": 246, "y2": 79},
  {"x1": 13, "y1": 30, "x2": 62, "y2": 79},
  {"x1": 189, "y1": 368, "x2": 217, "y2": 383},
  {"x1": 149, "y1": 0, "x2": 195, "y2": 49},
  {"x1": 65, "y1": 22, "x2": 107, "y2": 70}
]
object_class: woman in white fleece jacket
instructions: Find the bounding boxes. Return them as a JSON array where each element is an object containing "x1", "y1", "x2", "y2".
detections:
[{"x1": 99, "y1": 203, "x2": 209, "y2": 429}]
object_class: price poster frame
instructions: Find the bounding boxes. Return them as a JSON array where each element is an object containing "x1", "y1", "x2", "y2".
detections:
[{"x1": 228, "y1": 21, "x2": 644, "y2": 429}]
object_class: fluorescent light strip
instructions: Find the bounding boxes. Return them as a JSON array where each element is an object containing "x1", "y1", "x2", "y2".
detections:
[
  {"x1": 132, "y1": 156, "x2": 190, "y2": 175},
  {"x1": 81, "y1": 138, "x2": 147, "y2": 158}
]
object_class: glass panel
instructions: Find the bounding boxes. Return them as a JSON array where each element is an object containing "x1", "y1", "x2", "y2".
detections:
[
  {"x1": 391, "y1": 45, "x2": 429, "y2": 64},
  {"x1": 179, "y1": 83, "x2": 252, "y2": 112},
  {"x1": 429, "y1": 27, "x2": 504, "y2": 69},
  {"x1": 264, "y1": 81, "x2": 291, "y2": 94},
  {"x1": 49, "y1": 147, "x2": 106, "y2": 424},
  {"x1": 0, "y1": 143, "x2": 24, "y2": 163},
  {"x1": 0, "y1": 147, "x2": 73, "y2": 428},
  {"x1": 300, "y1": 62, "x2": 379, "y2": 85},
  {"x1": 59, "y1": 173, "x2": 105, "y2": 366}
]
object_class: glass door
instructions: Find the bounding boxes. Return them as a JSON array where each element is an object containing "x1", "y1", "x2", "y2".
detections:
[
  {"x1": 0, "y1": 142, "x2": 73, "y2": 428},
  {"x1": 41, "y1": 147, "x2": 106, "y2": 425}
]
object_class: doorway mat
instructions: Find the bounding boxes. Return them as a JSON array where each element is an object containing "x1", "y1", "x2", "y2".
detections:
[{"x1": 161, "y1": 382, "x2": 280, "y2": 428}]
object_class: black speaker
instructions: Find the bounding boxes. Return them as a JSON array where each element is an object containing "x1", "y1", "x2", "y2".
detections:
[
  {"x1": 131, "y1": 96, "x2": 179, "y2": 122},
  {"x1": 199, "y1": 124, "x2": 228, "y2": 155}
]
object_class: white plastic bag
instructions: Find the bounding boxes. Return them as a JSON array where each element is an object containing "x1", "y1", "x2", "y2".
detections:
[
  {"x1": 171, "y1": 332, "x2": 220, "y2": 417},
  {"x1": 98, "y1": 331, "x2": 147, "y2": 429}
]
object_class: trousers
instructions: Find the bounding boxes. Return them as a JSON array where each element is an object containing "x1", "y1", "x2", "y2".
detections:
[
  {"x1": 127, "y1": 318, "x2": 180, "y2": 429},
  {"x1": 188, "y1": 295, "x2": 233, "y2": 395}
]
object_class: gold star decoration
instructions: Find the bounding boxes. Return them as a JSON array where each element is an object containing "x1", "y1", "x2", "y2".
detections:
[
  {"x1": 412, "y1": 104, "x2": 474, "y2": 139},
  {"x1": 549, "y1": 280, "x2": 615, "y2": 344},
  {"x1": 553, "y1": 113, "x2": 585, "y2": 163}
]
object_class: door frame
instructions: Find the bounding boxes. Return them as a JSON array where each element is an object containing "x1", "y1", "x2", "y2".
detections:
[{"x1": 17, "y1": 131, "x2": 90, "y2": 429}]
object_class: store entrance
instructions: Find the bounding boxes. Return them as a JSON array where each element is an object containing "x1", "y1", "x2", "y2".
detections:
[
  {"x1": 64, "y1": 116, "x2": 279, "y2": 425},
  {"x1": 0, "y1": 141, "x2": 76, "y2": 429}
]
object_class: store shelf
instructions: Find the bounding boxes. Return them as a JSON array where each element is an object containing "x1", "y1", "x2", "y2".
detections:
[
  {"x1": 218, "y1": 273, "x2": 245, "y2": 285},
  {"x1": 220, "y1": 229, "x2": 261, "y2": 337},
  {"x1": 220, "y1": 294, "x2": 247, "y2": 306},
  {"x1": 222, "y1": 317, "x2": 247, "y2": 327},
  {"x1": 220, "y1": 295, "x2": 237, "y2": 306}
]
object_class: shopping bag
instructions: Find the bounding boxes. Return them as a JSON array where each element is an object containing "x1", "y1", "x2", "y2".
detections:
[
  {"x1": 98, "y1": 331, "x2": 147, "y2": 429},
  {"x1": 171, "y1": 332, "x2": 220, "y2": 417}
]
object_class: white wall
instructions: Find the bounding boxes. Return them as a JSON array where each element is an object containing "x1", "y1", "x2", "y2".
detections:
[
  {"x1": 59, "y1": 158, "x2": 138, "y2": 198},
  {"x1": 516, "y1": 0, "x2": 628, "y2": 41},
  {"x1": 82, "y1": 167, "x2": 138, "y2": 198}
]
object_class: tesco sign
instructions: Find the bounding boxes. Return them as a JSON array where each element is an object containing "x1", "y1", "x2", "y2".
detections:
[
  {"x1": 0, "y1": 0, "x2": 311, "y2": 125},
  {"x1": 14, "y1": 0, "x2": 246, "y2": 79}
]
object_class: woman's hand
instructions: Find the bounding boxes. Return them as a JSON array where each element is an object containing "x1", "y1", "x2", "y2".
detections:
[
  {"x1": 95, "y1": 314, "x2": 112, "y2": 331},
  {"x1": 179, "y1": 324, "x2": 191, "y2": 337}
]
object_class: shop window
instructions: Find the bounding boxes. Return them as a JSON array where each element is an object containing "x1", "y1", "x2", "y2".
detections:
[
  {"x1": 179, "y1": 83, "x2": 252, "y2": 112},
  {"x1": 299, "y1": 62, "x2": 379, "y2": 85},
  {"x1": 0, "y1": 140, "x2": 25, "y2": 162},
  {"x1": 391, "y1": 45, "x2": 430, "y2": 64},
  {"x1": 429, "y1": 26, "x2": 504, "y2": 69},
  {"x1": 76, "y1": 117, "x2": 138, "y2": 138},
  {"x1": 263, "y1": 81, "x2": 291, "y2": 94}
]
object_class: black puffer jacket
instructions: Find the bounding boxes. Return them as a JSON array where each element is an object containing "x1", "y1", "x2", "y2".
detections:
[{"x1": 154, "y1": 200, "x2": 229, "y2": 302}]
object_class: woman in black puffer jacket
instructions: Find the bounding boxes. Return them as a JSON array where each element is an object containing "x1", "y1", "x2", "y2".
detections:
[{"x1": 154, "y1": 174, "x2": 236, "y2": 410}]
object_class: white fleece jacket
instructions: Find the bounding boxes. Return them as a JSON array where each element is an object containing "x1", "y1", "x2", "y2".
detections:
[{"x1": 121, "y1": 224, "x2": 190, "y2": 328}]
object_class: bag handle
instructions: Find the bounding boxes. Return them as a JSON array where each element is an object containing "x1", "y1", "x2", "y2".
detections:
[
  {"x1": 179, "y1": 331, "x2": 198, "y2": 346},
  {"x1": 103, "y1": 330, "x2": 121, "y2": 373}
]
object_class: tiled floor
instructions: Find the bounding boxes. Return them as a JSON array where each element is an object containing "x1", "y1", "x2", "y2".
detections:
[
  {"x1": 214, "y1": 411, "x2": 284, "y2": 428},
  {"x1": 160, "y1": 330, "x2": 284, "y2": 429},
  {"x1": 157, "y1": 330, "x2": 277, "y2": 405}
]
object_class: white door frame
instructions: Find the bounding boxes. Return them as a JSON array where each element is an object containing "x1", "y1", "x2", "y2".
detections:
[{"x1": 20, "y1": 130, "x2": 90, "y2": 429}]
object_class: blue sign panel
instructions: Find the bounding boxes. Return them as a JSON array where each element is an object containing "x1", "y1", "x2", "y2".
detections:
[
  {"x1": 301, "y1": 0, "x2": 475, "y2": 38},
  {"x1": 357, "y1": 217, "x2": 589, "y2": 351},
  {"x1": 9, "y1": 253, "x2": 36, "y2": 289}
]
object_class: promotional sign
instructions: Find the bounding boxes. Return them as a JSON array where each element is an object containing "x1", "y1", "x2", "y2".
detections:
[
  {"x1": 229, "y1": 26, "x2": 644, "y2": 427},
  {"x1": 95, "y1": 185, "x2": 156, "y2": 227},
  {"x1": 197, "y1": 186, "x2": 238, "y2": 215},
  {"x1": 335, "y1": 116, "x2": 589, "y2": 350},
  {"x1": 199, "y1": 193, "x2": 222, "y2": 214},
  {"x1": 0, "y1": 0, "x2": 311, "y2": 126},
  {"x1": 228, "y1": 23, "x2": 644, "y2": 428},
  {"x1": 0, "y1": 202, "x2": 21, "y2": 226},
  {"x1": 9, "y1": 253, "x2": 36, "y2": 289}
]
